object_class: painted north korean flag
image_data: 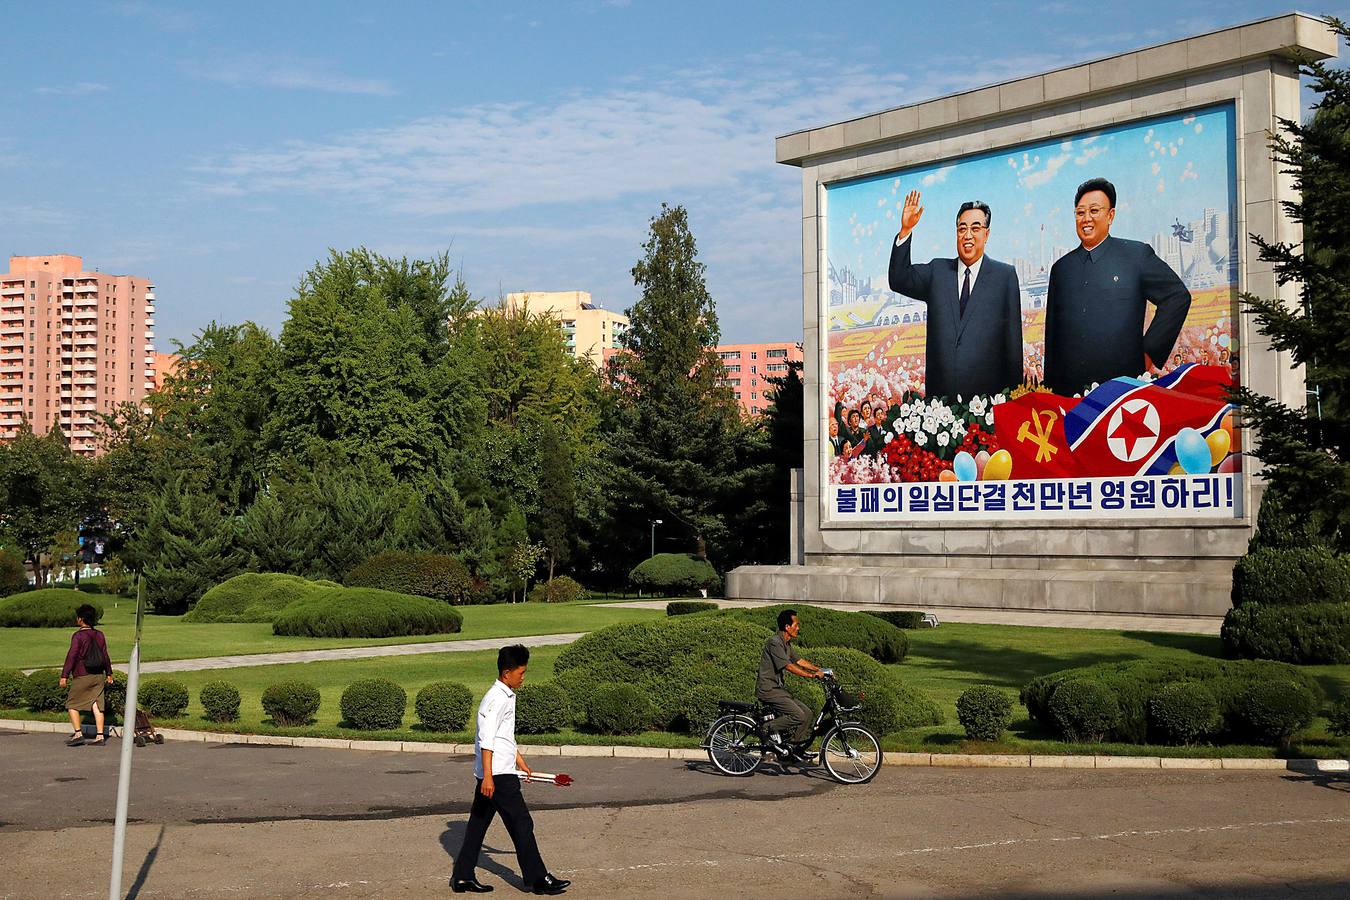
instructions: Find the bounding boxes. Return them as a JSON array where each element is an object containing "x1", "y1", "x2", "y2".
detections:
[
  {"x1": 1152, "y1": 363, "x2": 1236, "y2": 404},
  {"x1": 1063, "y1": 376, "x2": 1230, "y2": 477}
]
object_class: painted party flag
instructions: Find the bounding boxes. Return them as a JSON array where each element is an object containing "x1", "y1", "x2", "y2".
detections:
[{"x1": 991, "y1": 391, "x2": 1081, "y2": 479}]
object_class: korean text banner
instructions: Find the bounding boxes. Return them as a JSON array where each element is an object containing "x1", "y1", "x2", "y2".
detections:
[{"x1": 822, "y1": 103, "x2": 1241, "y2": 521}]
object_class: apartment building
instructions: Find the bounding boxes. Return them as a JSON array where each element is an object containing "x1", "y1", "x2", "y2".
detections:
[
  {"x1": 0, "y1": 255, "x2": 156, "y2": 456},
  {"x1": 501, "y1": 291, "x2": 628, "y2": 367},
  {"x1": 715, "y1": 341, "x2": 803, "y2": 416}
]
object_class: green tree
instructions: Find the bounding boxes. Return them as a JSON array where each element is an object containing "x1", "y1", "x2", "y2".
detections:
[
  {"x1": 727, "y1": 360, "x2": 804, "y2": 567},
  {"x1": 536, "y1": 420, "x2": 576, "y2": 583},
  {"x1": 137, "y1": 474, "x2": 249, "y2": 614},
  {"x1": 1233, "y1": 18, "x2": 1350, "y2": 548},
  {"x1": 604, "y1": 204, "x2": 742, "y2": 569},
  {"x1": 237, "y1": 493, "x2": 322, "y2": 577},
  {"x1": 0, "y1": 429, "x2": 89, "y2": 584}
]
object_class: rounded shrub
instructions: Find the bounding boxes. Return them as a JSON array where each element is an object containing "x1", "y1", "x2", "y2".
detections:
[
  {"x1": 185, "y1": 573, "x2": 329, "y2": 624},
  {"x1": 415, "y1": 681, "x2": 473, "y2": 732},
  {"x1": 340, "y1": 678, "x2": 407, "y2": 730},
  {"x1": 527, "y1": 576, "x2": 589, "y2": 604},
  {"x1": 262, "y1": 680, "x2": 321, "y2": 726},
  {"x1": 1327, "y1": 696, "x2": 1350, "y2": 738},
  {"x1": 666, "y1": 600, "x2": 718, "y2": 616},
  {"x1": 199, "y1": 681, "x2": 241, "y2": 722},
  {"x1": 1221, "y1": 602, "x2": 1350, "y2": 664},
  {"x1": 273, "y1": 587, "x2": 463, "y2": 638},
  {"x1": 23, "y1": 669, "x2": 67, "y2": 712},
  {"x1": 956, "y1": 685, "x2": 1014, "y2": 742},
  {"x1": 516, "y1": 682, "x2": 570, "y2": 734},
  {"x1": 1147, "y1": 682, "x2": 1221, "y2": 745},
  {"x1": 725, "y1": 604, "x2": 908, "y2": 663},
  {"x1": 587, "y1": 682, "x2": 653, "y2": 735},
  {"x1": 629, "y1": 553, "x2": 720, "y2": 596},
  {"x1": 795, "y1": 646, "x2": 943, "y2": 734},
  {"x1": 0, "y1": 668, "x2": 27, "y2": 708},
  {"x1": 674, "y1": 684, "x2": 726, "y2": 736},
  {"x1": 1049, "y1": 680, "x2": 1120, "y2": 743},
  {"x1": 1231, "y1": 546, "x2": 1350, "y2": 607},
  {"x1": 105, "y1": 671, "x2": 128, "y2": 724},
  {"x1": 139, "y1": 679, "x2": 190, "y2": 719},
  {"x1": 345, "y1": 551, "x2": 473, "y2": 604},
  {"x1": 865, "y1": 610, "x2": 929, "y2": 629},
  {"x1": 0, "y1": 589, "x2": 100, "y2": 628},
  {"x1": 1235, "y1": 679, "x2": 1318, "y2": 746},
  {"x1": 0, "y1": 548, "x2": 27, "y2": 597}
]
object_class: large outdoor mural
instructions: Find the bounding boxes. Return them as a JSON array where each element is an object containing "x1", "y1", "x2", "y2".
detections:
[{"x1": 823, "y1": 103, "x2": 1241, "y2": 520}]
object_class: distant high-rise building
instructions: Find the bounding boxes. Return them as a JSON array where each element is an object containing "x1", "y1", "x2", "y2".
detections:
[
  {"x1": 714, "y1": 341, "x2": 804, "y2": 417},
  {"x1": 500, "y1": 291, "x2": 628, "y2": 368},
  {"x1": 0, "y1": 255, "x2": 157, "y2": 456}
]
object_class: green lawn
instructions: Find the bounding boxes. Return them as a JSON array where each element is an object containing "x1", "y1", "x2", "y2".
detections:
[
  {"x1": 0, "y1": 600, "x2": 662, "y2": 669},
  {"x1": 6, "y1": 619, "x2": 1347, "y2": 758}
]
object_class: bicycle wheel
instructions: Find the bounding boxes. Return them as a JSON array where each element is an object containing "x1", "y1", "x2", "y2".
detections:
[
  {"x1": 706, "y1": 714, "x2": 764, "y2": 776},
  {"x1": 820, "y1": 724, "x2": 882, "y2": 784}
]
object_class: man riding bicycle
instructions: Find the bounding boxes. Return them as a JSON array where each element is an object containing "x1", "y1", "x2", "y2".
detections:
[{"x1": 756, "y1": 609, "x2": 824, "y2": 762}]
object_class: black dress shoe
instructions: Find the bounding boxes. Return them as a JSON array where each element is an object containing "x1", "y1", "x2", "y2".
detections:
[
  {"x1": 450, "y1": 877, "x2": 493, "y2": 893},
  {"x1": 531, "y1": 873, "x2": 570, "y2": 895}
]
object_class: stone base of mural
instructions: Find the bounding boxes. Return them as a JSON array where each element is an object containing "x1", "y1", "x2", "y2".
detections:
[{"x1": 725, "y1": 563, "x2": 1230, "y2": 618}]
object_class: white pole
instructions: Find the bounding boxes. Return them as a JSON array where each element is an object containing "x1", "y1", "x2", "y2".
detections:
[{"x1": 109, "y1": 576, "x2": 145, "y2": 900}]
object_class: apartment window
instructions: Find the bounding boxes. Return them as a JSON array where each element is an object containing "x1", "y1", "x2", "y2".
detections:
[
  {"x1": 751, "y1": 366, "x2": 757, "y2": 374},
  {"x1": 767, "y1": 348, "x2": 788, "y2": 358},
  {"x1": 751, "y1": 352, "x2": 758, "y2": 359},
  {"x1": 751, "y1": 392, "x2": 757, "y2": 399}
]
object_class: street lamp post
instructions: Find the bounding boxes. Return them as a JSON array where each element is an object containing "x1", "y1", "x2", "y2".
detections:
[{"x1": 650, "y1": 519, "x2": 663, "y2": 558}]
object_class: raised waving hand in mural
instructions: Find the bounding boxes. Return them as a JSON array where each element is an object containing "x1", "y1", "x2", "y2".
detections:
[{"x1": 897, "y1": 189, "x2": 924, "y2": 243}]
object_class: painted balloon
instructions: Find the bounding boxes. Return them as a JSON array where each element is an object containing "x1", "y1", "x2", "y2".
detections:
[
  {"x1": 938, "y1": 468, "x2": 959, "y2": 483},
  {"x1": 982, "y1": 449, "x2": 1013, "y2": 481},
  {"x1": 953, "y1": 451, "x2": 978, "y2": 482},
  {"x1": 1217, "y1": 453, "x2": 1242, "y2": 473},
  {"x1": 1174, "y1": 427, "x2": 1212, "y2": 474},
  {"x1": 1206, "y1": 428, "x2": 1231, "y2": 466},
  {"x1": 975, "y1": 450, "x2": 991, "y2": 479},
  {"x1": 1169, "y1": 463, "x2": 1185, "y2": 475}
]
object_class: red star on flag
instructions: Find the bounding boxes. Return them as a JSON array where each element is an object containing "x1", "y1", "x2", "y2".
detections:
[{"x1": 1109, "y1": 404, "x2": 1157, "y2": 457}]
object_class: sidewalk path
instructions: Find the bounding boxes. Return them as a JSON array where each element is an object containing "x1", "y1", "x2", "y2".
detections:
[
  {"x1": 610, "y1": 599, "x2": 1222, "y2": 634},
  {"x1": 24, "y1": 632, "x2": 585, "y2": 676}
]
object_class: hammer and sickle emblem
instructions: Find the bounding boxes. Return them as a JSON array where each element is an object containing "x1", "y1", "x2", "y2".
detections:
[{"x1": 1016, "y1": 409, "x2": 1059, "y2": 463}]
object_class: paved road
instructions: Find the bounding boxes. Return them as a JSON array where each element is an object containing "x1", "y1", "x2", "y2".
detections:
[{"x1": 3, "y1": 729, "x2": 1347, "y2": 898}]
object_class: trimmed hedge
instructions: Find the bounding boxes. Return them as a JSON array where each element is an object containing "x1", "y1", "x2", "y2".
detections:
[
  {"x1": 200, "y1": 681, "x2": 241, "y2": 722},
  {"x1": 272, "y1": 587, "x2": 463, "y2": 638},
  {"x1": 1221, "y1": 602, "x2": 1350, "y2": 664},
  {"x1": 1021, "y1": 657, "x2": 1324, "y2": 746},
  {"x1": 0, "y1": 548, "x2": 26, "y2": 597},
  {"x1": 23, "y1": 670, "x2": 67, "y2": 712},
  {"x1": 0, "y1": 589, "x2": 100, "y2": 628},
  {"x1": 587, "y1": 683, "x2": 653, "y2": 735},
  {"x1": 527, "y1": 576, "x2": 589, "y2": 604},
  {"x1": 865, "y1": 610, "x2": 929, "y2": 629},
  {"x1": 1231, "y1": 546, "x2": 1350, "y2": 608},
  {"x1": 1049, "y1": 680, "x2": 1120, "y2": 743},
  {"x1": 723, "y1": 604, "x2": 908, "y2": 664},
  {"x1": 516, "y1": 682, "x2": 570, "y2": 734},
  {"x1": 1236, "y1": 680, "x2": 1319, "y2": 746},
  {"x1": 956, "y1": 685, "x2": 1014, "y2": 742},
  {"x1": 262, "y1": 680, "x2": 321, "y2": 726},
  {"x1": 791, "y1": 647, "x2": 943, "y2": 734},
  {"x1": 346, "y1": 551, "x2": 473, "y2": 604},
  {"x1": 0, "y1": 668, "x2": 26, "y2": 708},
  {"x1": 185, "y1": 573, "x2": 330, "y2": 624},
  {"x1": 629, "y1": 553, "x2": 720, "y2": 595},
  {"x1": 340, "y1": 678, "x2": 407, "y2": 730},
  {"x1": 1147, "y1": 682, "x2": 1221, "y2": 745},
  {"x1": 139, "y1": 679, "x2": 190, "y2": 719},
  {"x1": 666, "y1": 600, "x2": 718, "y2": 616},
  {"x1": 415, "y1": 681, "x2": 473, "y2": 732}
]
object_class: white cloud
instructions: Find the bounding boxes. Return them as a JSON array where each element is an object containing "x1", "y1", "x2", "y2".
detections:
[
  {"x1": 921, "y1": 166, "x2": 955, "y2": 187},
  {"x1": 183, "y1": 55, "x2": 396, "y2": 96},
  {"x1": 34, "y1": 82, "x2": 111, "y2": 96}
]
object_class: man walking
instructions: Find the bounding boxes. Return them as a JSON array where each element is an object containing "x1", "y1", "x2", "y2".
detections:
[
  {"x1": 756, "y1": 609, "x2": 824, "y2": 762},
  {"x1": 451, "y1": 645, "x2": 570, "y2": 895}
]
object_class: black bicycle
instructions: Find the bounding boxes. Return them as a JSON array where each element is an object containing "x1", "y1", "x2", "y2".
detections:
[{"x1": 702, "y1": 669, "x2": 883, "y2": 784}]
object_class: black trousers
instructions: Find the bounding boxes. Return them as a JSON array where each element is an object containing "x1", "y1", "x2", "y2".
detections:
[{"x1": 451, "y1": 775, "x2": 547, "y2": 885}]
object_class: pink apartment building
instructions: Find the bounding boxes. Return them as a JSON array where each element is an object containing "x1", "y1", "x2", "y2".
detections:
[
  {"x1": 0, "y1": 255, "x2": 156, "y2": 456},
  {"x1": 714, "y1": 341, "x2": 803, "y2": 416}
]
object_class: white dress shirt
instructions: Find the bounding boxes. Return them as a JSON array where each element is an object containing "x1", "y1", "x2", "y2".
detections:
[
  {"x1": 894, "y1": 233, "x2": 984, "y2": 296},
  {"x1": 474, "y1": 679, "x2": 520, "y2": 779}
]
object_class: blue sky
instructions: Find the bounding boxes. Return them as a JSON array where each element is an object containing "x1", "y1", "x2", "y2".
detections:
[
  {"x1": 827, "y1": 104, "x2": 1237, "y2": 294},
  {"x1": 0, "y1": 1, "x2": 1342, "y2": 349}
]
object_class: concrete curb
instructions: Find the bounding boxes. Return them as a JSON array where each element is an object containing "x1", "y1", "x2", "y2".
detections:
[{"x1": 4, "y1": 719, "x2": 1346, "y2": 773}]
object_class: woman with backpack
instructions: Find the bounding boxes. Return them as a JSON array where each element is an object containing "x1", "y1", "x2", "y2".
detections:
[{"x1": 59, "y1": 603, "x2": 113, "y2": 747}]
